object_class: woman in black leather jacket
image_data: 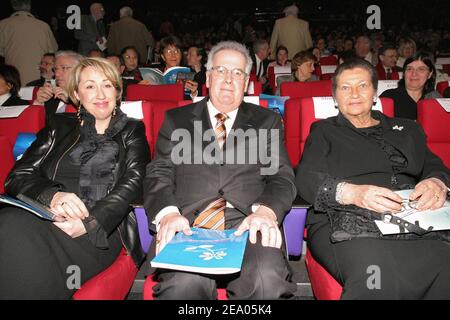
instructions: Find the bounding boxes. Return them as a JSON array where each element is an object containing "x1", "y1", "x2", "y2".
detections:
[{"x1": 0, "y1": 57, "x2": 150, "y2": 299}]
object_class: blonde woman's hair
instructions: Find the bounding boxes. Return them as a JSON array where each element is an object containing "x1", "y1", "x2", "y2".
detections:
[{"x1": 68, "y1": 57, "x2": 123, "y2": 107}]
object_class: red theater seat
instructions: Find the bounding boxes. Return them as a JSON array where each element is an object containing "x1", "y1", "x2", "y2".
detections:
[
  {"x1": 126, "y1": 83, "x2": 185, "y2": 102},
  {"x1": 73, "y1": 248, "x2": 138, "y2": 300},
  {"x1": 436, "y1": 81, "x2": 449, "y2": 96},
  {"x1": 279, "y1": 80, "x2": 332, "y2": 99},
  {"x1": 417, "y1": 99, "x2": 450, "y2": 168},
  {"x1": 0, "y1": 105, "x2": 45, "y2": 146},
  {"x1": 0, "y1": 136, "x2": 14, "y2": 194}
]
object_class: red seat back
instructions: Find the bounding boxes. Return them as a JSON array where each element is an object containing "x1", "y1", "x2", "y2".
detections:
[
  {"x1": 284, "y1": 97, "x2": 394, "y2": 167},
  {"x1": 0, "y1": 136, "x2": 14, "y2": 194},
  {"x1": 0, "y1": 105, "x2": 45, "y2": 146},
  {"x1": 417, "y1": 99, "x2": 450, "y2": 168},
  {"x1": 319, "y1": 55, "x2": 338, "y2": 66},
  {"x1": 126, "y1": 84, "x2": 184, "y2": 102},
  {"x1": 280, "y1": 80, "x2": 332, "y2": 99},
  {"x1": 436, "y1": 81, "x2": 449, "y2": 96}
]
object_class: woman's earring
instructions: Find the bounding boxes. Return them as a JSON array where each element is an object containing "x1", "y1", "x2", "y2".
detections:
[
  {"x1": 76, "y1": 106, "x2": 81, "y2": 121},
  {"x1": 112, "y1": 106, "x2": 117, "y2": 117}
]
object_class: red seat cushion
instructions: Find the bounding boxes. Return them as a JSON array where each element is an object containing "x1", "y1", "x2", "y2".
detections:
[
  {"x1": 143, "y1": 273, "x2": 228, "y2": 300},
  {"x1": 73, "y1": 248, "x2": 137, "y2": 300},
  {"x1": 126, "y1": 84, "x2": 185, "y2": 102},
  {"x1": 0, "y1": 105, "x2": 45, "y2": 146},
  {"x1": 0, "y1": 136, "x2": 14, "y2": 194},
  {"x1": 417, "y1": 99, "x2": 450, "y2": 168},
  {"x1": 436, "y1": 81, "x2": 449, "y2": 97},
  {"x1": 305, "y1": 249, "x2": 342, "y2": 300},
  {"x1": 280, "y1": 80, "x2": 332, "y2": 99}
]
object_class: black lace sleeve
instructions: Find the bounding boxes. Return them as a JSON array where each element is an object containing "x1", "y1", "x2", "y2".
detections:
[{"x1": 314, "y1": 176, "x2": 348, "y2": 212}]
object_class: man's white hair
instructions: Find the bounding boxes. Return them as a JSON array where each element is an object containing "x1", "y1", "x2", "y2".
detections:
[
  {"x1": 283, "y1": 4, "x2": 299, "y2": 16},
  {"x1": 120, "y1": 6, "x2": 133, "y2": 18},
  {"x1": 206, "y1": 41, "x2": 253, "y2": 75},
  {"x1": 55, "y1": 50, "x2": 84, "y2": 64}
]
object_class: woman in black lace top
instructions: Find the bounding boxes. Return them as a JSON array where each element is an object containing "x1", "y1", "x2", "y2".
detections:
[{"x1": 296, "y1": 58, "x2": 450, "y2": 299}]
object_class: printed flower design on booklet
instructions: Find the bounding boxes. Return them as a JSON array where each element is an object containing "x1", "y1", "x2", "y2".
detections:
[{"x1": 184, "y1": 245, "x2": 227, "y2": 261}]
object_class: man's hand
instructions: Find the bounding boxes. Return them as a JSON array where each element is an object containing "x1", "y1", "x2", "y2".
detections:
[
  {"x1": 409, "y1": 178, "x2": 447, "y2": 211},
  {"x1": 53, "y1": 218, "x2": 87, "y2": 238},
  {"x1": 156, "y1": 212, "x2": 192, "y2": 254},
  {"x1": 234, "y1": 205, "x2": 282, "y2": 248},
  {"x1": 185, "y1": 80, "x2": 199, "y2": 97},
  {"x1": 34, "y1": 83, "x2": 54, "y2": 105},
  {"x1": 53, "y1": 86, "x2": 68, "y2": 102}
]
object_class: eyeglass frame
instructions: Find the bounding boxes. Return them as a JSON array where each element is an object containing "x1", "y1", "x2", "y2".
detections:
[
  {"x1": 52, "y1": 65, "x2": 74, "y2": 73},
  {"x1": 404, "y1": 66, "x2": 430, "y2": 74},
  {"x1": 208, "y1": 65, "x2": 248, "y2": 80}
]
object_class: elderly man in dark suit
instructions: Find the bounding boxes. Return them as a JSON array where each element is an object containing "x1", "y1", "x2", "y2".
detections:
[
  {"x1": 144, "y1": 41, "x2": 297, "y2": 299},
  {"x1": 74, "y1": 2, "x2": 107, "y2": 56}
]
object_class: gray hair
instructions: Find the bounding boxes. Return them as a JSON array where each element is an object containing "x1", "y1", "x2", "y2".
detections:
[
  {"x1": 253, "y1": 39, "x2": 269, "y2": 55},
  {"x1": 206, "y1": 41, "x2": 253, "y2": 75},
  {"x1": 10, "y1": 0, "x2": 31, "y2": 11},
  {"x1": 55, "y1": 50, "x2": 84, "y2": 64},
  {"x1": 120, "y1": 6, "x2": 133, "y2": 18},
  {"x1": 283, "y1": 4, "x2": 299, "y2": 16}
]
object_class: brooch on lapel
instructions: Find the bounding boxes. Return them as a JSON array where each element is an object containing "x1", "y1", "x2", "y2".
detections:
[{"x1": 392, "y1": 125, "x2": 404, "y2": 131}]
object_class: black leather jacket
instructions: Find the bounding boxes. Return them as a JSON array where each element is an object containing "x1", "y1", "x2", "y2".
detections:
[{"x1": 5, "y1": 114, "x2": 151, "y2": 266}]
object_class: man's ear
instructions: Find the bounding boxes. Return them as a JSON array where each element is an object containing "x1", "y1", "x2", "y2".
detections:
[
  {"x1": 243, "y1": 77, "x2": 250, "y2": 93},
  {"x1": 206, "y1": 71, "x2": 211, "y2": 89}
]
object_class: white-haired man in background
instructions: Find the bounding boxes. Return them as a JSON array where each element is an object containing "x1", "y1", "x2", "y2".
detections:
[
  {"x1": 107, "y1": 6, "x2": 155, "y2": 65},
  {"x1": 269, "y1": 4, "x2": 313, "y2": 60}
]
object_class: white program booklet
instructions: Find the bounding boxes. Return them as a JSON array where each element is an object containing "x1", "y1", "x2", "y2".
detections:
[{"x1": 375, "y1": 189, "x2": 450, "y2": 235}]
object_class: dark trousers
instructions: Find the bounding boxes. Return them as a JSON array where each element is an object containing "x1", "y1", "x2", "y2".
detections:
[
  {"x1": 0, "y1": 207, "x2": 122, "y2": 299},
  {"x1": 308, "y1": 215, "x2": 450, "y2": 299},
  {"x1": 152, "y1": 208, "x2": 297, "y2": 300}
]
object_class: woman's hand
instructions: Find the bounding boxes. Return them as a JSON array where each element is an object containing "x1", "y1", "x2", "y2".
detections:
[
  {"x1": 184, "y1": 80, "x2": 198, "y2": 97},
  {"x1": 53, "y1": 218, "x2": 87, "y2": 238},
  {"x1": 156, "y1": 212, "x2": 192, "y2": 254},
  {"x1": 409, "y1": 178, "x2": 447, "y2": 211},
  {"x1": 341, "y1": 183, "x2": 403, "y2": 213},
  {"x1": 50, "y1": 192, "x2": 89, "y2": 220}
]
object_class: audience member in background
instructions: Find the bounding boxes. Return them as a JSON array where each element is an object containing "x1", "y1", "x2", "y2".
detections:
[
  {"x1": 33, "y1": 50, "x2": 83, "y2": 124},
  {"x1": 87, "y1": 49, "x2": 104, "y2": 58},
  {"x1": 159, "y1": 36, "x2": 199, "y2": 98},
  {"x1": 186, "y1": 46, "x2": 207, "y2": 95},
  {"x1": 268, "y1": 45, "x2": 291, "y2": 69},
  {"x1": 27, "y1": 53, "x2": 55, "y2": 87},
  {"x1": 338, "y1": 50, "x2": 357, "y2": 65},
  {"x1": 121, "y1": 46, "x2": 143, "y2": 81},
  {"x1": 296, "y1": 58, "x2": 450, "y2": 299},
  {"x1": 0, "y1": 0, "x2": 58, "y2": 84},
  {"x1": 0, "y1": 64, "x2": 29, "y2": 106},
  {"x1": 74, "y1": 2, "x2": 107, "y2": 56},
  {"x1": 251, "y1": 39, "x2": 271, "y2": 93},
  {"x1": 0, "y1": 57, "x2": 150, "y2": 299},
  {"x1": 270, "y1": 4, "x2": 313, "y2": 60},
  {"x1": 315, "y1": 37, "x2": 332, "y2": 57},
  {"x1": 343, "y1": 37, "x2": 354, "y2": 52},
  {"x1": 276, "y1": 50, "x2": 318, "y2": 95},
  {"x1": 397, "y1": 37, "x2": 417, "y2": 70},
  {"x1": 381, "y1": 52, "x2": 441, "y2": 120},
  {"x1": 107, "y1": 6, "x2": 154, "y2": 66},
  {"x1": 355, "y1": 35, "x2": 378, "y2": 66},
  {"x1": 376, "y1": 44, "x2": 400, "y2": 80}
]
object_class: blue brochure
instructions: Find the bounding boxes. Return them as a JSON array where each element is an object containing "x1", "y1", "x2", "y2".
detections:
[
  {"x1": 259, "y1": 94, "x2": 290, "y2": 116},
  {"x1": 151, "y1": 228, "x2": 248, "y2": 274}
]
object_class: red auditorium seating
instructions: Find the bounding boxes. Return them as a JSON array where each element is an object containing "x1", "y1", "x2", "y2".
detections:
[
  {"x1": 126, "y1": 83, "x2": 185, "y2": 102},
  {"x1": 0, "y1": 105, "x2": 45, "y2": 146},
  {"x1": 436, "y1": 81, "x2": 449, "y2": 97},
  {"x1": 73, "y1": 248, "x2": 138, "y2": 300},
  {"x1": 0, "y1": 136, "x2": 14, "y2": 194},
  {"x1": 417, "y1": 99, "x2": 450, "y2": 168},
  {"x1": 284, "y1": 97, "x2": 394, "y2": 167},
  {"x1": 279, "y1": 79, "x2": 332, "y2": 99},
  {"x1": 319, "y1": 55, "x2": 338, "y2": 66}
]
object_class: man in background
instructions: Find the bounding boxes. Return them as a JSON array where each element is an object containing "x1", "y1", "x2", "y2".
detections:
[
  {"x1": 270, "y1": 4, "x2": 313, "y2": 60},
  {"x1": 74, "y1": 3, "x2": 107, "y2": 56},
  {"x1": 107, "y1": 6, "x2": 155, "y2": 65},
  {"x1": 0, "y1": 0, "x2": 58, "y2": 84},
  {"x1": 27, "y1": 53, "x2": 55, "y2": 87}
]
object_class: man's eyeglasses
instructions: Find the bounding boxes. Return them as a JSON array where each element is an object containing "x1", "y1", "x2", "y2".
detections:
[
  {"x1": 164, "y1": 48, "x2": 181, "y2": 55},
  {"x1": 53, "y1": 66, "x2": 73, "y2": 73},
  {"x1": 404, "y1": 66, "x2": 429, "y2": 74},
  {"x1": 210, "y1": 66, "x2": 247, "y2": 80}
]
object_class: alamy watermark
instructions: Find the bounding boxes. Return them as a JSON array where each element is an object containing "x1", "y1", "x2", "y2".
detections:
[
  {"x1": 66, "y1": 265, "x2": 81, "y2": 290},
  {"x1": 366, "y1": 265, "x2": 381, "y2": 290},
  {"x1": 366, "y1": 5, "x2": 381, "y2": 30},
  {"x1": 170, "y1": 122, "x2": 280, "y2": 175}
]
